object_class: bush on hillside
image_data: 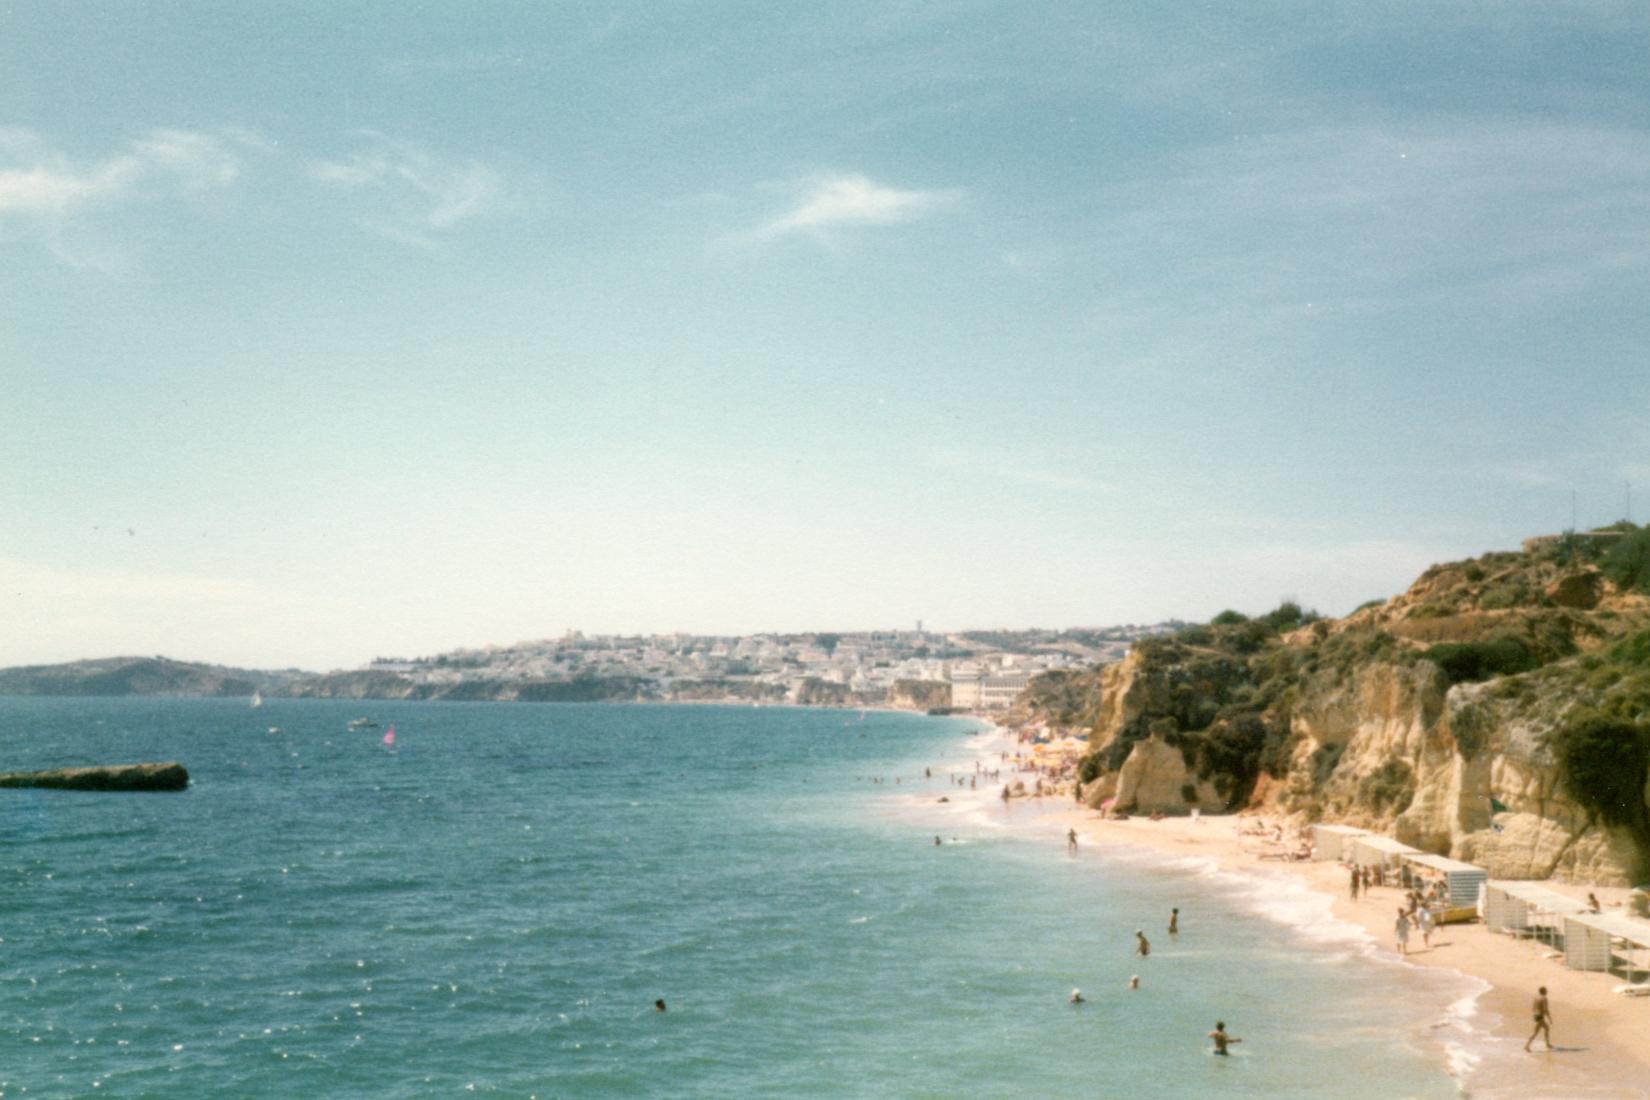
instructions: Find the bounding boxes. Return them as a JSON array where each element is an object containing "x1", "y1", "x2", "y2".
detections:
[
  {"x1": 1017, "y1": 669, "x2": 1096, "y2": 729},
  {"x1": 1310, "y1": 742, "x2": 1345, "y2": 789},
  {"x1": 1602, "y1": 526, "x2": 1650, "y2": 592},
  {"x1": 1194, "y1": 713, "x2": 1267, "y2": 806},
  {"x1": 1422, "y1": 636, "x2": 1540, "y2": 685},
  {"x1": 1177, "y1": 625, "x2": 1214, "y2": 646},
  {"x1": 1547, "y1": 712, "x2": 1650, "y2": 859},
  {"x1": 1262, "y1": 600, "x2": 1317, "y2": 632},
  {"x1": 1358, "y1": 759, "x2": 1416, "y2": 815}
]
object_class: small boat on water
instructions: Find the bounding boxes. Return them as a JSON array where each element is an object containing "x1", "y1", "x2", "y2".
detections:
[
  {"x1": 250, "y1": 690, "x2": 263, "y2": 709},
  {"x1": 347, "y1": 717, "x2": 378, "y2": 730}
]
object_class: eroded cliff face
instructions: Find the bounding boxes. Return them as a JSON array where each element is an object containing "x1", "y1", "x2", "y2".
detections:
[
  {"x1": 1077, "y1": 651, "x2": 1234, "y2": 815},
  {"x1": 1279, "y1": 665, "x2": 1641, "y2": 883},
  {"x1": 1050, "y1": 540, "x2": 1650, "y2": 884}
]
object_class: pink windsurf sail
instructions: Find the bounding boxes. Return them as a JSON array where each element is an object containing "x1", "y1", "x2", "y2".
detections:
[{"x1": 383, "y1": 725, "x2": 396, "y2": 746}]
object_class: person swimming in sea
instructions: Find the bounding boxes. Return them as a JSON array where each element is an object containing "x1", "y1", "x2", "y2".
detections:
[
  {"x1": 1069, "y1": 988, "x2": 1085, "y2": 1004},
  {"x1": 655, "y1": 999, "x2": 666, "y2": 1013},
  {"x1": 1208, "y1": 1020, "x2": 1240, "y2": 1055}
]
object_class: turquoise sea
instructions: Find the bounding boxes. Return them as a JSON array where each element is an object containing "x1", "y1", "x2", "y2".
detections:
[{"x1": 1, "y1": 698, "x2": 1480, "y2": 1098}]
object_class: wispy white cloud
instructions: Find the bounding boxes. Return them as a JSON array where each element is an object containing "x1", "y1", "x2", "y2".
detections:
[
  {"x1": 926, "y1": 445, "x2": 1102, "y2": 493},
  {"x1": 0, "y1": 127, "x2": 248, "y2": 266},
  {"x1": 746, "y1": 173, "x2": 960, "y2": 244},
  {"x1": 307, "y1": 133, "x2": 504, "y2": 247}
]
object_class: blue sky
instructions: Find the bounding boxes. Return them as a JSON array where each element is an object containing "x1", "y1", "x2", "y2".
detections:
[{"x1": 4, "y1": 2, "x2": 1649, "y2": 669}]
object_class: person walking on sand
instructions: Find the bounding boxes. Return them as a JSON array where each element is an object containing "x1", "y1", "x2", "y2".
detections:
[
  {"x1": 1394, "y1": 908, "x2": 1410, "y2": 956},
  {"x1": 1168, "y1": 908, "x2": 1179, "y2": 935},
  {"x1": 1416, "y1": 903, "x2": 1434, "y2": 950},
  {"x1": 1208, "y1": 1021, "x2": 1240, "y2": 1056},
  {"x1": 1350, "y1": 865, "x2": 1360, "y2": 900},
  {"x1": 1525, "y1": 987, "x2": 1553, "y2": 1051},
  {"x1": 1067, "y1": 828, "x2": 1078, "y2": 854},
  {"x1": 1135, "y1": 930, "x2": 1150, "y2": 957}
]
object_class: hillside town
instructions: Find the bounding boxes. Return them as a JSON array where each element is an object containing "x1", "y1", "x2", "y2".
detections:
[{"x1": 363, "y1": 624, "x2": 1181, "y2": 710}]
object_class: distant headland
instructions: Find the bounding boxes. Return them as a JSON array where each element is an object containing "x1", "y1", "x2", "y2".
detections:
[{"x1": 0, "y1": 623, "x2": 1180, "y2": 711}]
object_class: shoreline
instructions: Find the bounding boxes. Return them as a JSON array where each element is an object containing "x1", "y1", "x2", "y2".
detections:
[
  {"x1": 1056, "y1": 810, "x2": 1650, "y2": 1099},
  {"x1": 928, "y1": 723, "x2": 1650, "y2": 1099}
]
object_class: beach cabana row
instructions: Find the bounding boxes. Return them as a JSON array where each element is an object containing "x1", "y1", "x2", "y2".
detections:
[
  {"x1": 1400, "y1": 853, "x2": 1488, "y2": 908},
  {"x1": 1348, "y1": 835, "x2": 1417, "y2": 871},
  {"x1": 1309, "y1": 823, "x2": 1367, "y2": 862},
  {"x1": 1562, "y1": 911, "x2": 1650, "y2": 977},
  {"x1": 1483, "y1": 881, "x2": 1588, "y2": 944}
]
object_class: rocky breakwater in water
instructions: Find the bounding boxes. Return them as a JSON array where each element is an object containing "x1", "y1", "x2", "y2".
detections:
[
  {"x1": 0, "y1": 762, "x2": 190, "y2": 791},
  {"x1": 1012, "y1": 527, "x2": 1650, "y2": 884}
]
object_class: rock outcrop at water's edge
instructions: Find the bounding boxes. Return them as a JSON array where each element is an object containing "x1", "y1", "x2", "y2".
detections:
[
  {"x1": 1013, "y1": 527, "x2": 1650, "y2": 884},
  {"x1": 0, "y1": 762, "x2": 189, "y2": 791}
]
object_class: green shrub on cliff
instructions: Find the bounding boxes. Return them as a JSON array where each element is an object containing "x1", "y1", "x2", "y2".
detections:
[
  {"x1": 1358, "y1": 759, "x2": 1415, "y2": 814},
  {"x1": 1310, "y1": 742, "x2": 1345, "y2": 790},
  {"x1": 1603, "y1": 525, "x2": 1650, "y2": 593},
  {"x1": 1016, "y1": 669, "x2": 1100, "y2": 728},
  {"x1": 1422, "y1": 636, "x2": 1540, "y2": 685},
  {"x1": 1547, "y1": 712, "x2": 1650, "y2": 863}
]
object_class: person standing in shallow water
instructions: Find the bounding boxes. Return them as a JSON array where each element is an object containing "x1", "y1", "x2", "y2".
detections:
[
  {"x1": 1067, "y1": 828, "x2": 1078, "y2": 854},
  {"x1": 1208, "y1": 1021, "x2": 1240, "y2": 1055},
  {"x1": 1135, "y1": 930, "x2": 1150, "y2": 957},
  {"x1": 1168, "y1": 908, "x2": 1179, "y2": 935},
  {"x1": 1394, "y1": 908, "x2": 1410, "y2": 956},
  {"x1": 1525, "y1": 987, "x2": 1553, "y2": 1051}
]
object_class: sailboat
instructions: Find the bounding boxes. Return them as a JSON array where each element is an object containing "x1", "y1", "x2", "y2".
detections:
[{"x1": 250, "y1": 690, "x2": 263, "y2": 709}]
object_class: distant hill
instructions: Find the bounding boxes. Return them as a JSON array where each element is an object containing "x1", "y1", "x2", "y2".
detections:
[
  {"x1": 0, "y1": 656, "x2": 306, "y2": 698},
  {"x1": 283, "y1": 670, "x2": 658, "y2": 703},
  {"x1": 0, "y1": 657, "x2": 662, "y2": 704}
]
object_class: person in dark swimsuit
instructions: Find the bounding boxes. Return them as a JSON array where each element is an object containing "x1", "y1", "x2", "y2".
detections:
[{"x1": 1525, "y1": 987, "x2": 1552, "y2": 1051}]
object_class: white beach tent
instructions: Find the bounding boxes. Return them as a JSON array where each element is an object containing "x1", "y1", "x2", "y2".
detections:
[
  {"x1": 1562, "y1": 911, "x2": 1650, "y2": 975},
  {"x1": 1309, "y1": 824, "x2": 1368, "y2": 862},
  {"x1": 1483, "y1": 881, "x2": 1588, "y2": 943},
  {"x1": 1348, "y1": 835, "x2": 1418, "y2": 871},
  {"x1": 1401, "y1": 853, "x2": 1488, "y2": 907}
]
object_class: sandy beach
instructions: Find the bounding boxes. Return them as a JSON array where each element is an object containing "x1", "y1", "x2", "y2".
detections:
[
  {"x1": 1051, "y1": 807, "x2": 1650, "y2": 1099},
  {"x1": 931, "y1": 723, "x2": 1648, "y2": 1097}
]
